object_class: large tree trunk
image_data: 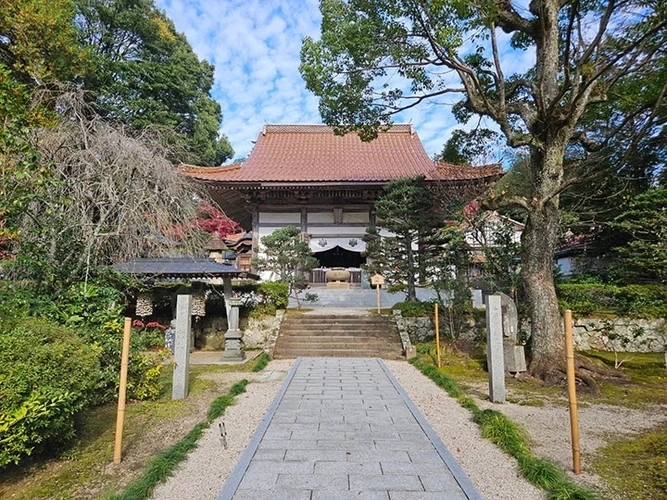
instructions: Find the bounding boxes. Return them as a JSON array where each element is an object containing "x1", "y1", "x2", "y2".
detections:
[{"x1": 522, "y1": 145, "x2": 565, "y2": 379}]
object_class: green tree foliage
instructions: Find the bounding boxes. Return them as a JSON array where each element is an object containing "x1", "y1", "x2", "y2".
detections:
[
  {"x1": 301, "y1": 0, "x2": 667, "y2": 376},
  {"x1": 0, "y1": 0, "x2": 83, "y2": 91},
  {"x1": 611, "y1": 187, "x2": 667, "y2": 284},
  {"x1": 75, "y1": 0, "x2": 233, "y2": 165},
  {"x1": 363, "y1": 177, "x2": 443, "y2": 301},
  {"x1": 462, "y1": 203, "x2": 522, "y2": 300},
  {"x1": 253, "y1": 226, "x2": 318, "y2": 309},
  {"x1": 0, "y1": 0, "x2": 85, "y2": 260},
  {"x1": 437, "y1": 128, "x2": 503, "y2": 166}
]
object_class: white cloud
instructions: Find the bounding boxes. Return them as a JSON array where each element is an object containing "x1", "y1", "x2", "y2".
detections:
[{"x1": 157, "y1": 0, "x2": 534, "y2": 162}]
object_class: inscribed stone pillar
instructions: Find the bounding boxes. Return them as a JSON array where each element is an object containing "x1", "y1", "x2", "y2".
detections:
[
  {"x1": 173, "y1": 292, "x2": 192, "y2": 400},
  {"x1": 222, "y1": 297, "x2": 245, "y2": 361},
  {"x1": 485, "y1": 293, "x2": 506, "y2": 403}
]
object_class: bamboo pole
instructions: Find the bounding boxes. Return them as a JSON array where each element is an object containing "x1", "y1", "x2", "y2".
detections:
[
  {"x1": 113, "y1": 317, "x2": 132, "y2": 464},
  {"x1": 434, "y1": 303, "x2": 441, "y2": 368},
  {"x1": 564, "y1": 309, "x2": 581, "y2": 473}
]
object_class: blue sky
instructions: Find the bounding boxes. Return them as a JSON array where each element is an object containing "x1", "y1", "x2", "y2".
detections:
[{"x1": 156, "y1": 0, "x2": 532, "y2": 163}]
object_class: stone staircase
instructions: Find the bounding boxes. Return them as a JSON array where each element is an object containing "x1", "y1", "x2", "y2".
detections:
[{"x1": 273, "y1": 311, "x2": 404, "y2": 359}]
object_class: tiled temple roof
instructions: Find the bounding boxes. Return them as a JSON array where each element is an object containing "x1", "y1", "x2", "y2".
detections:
[{"x1": 182, "y1": 124, "x2": 502, "y2": 184}]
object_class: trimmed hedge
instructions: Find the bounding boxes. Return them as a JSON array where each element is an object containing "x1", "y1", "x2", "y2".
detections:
[
  {"x1": 391, "y1": 300, "x2": 437, "y2": 318},
  {"x1": 235, "y1": 281, "x2": 289, "y2": 317},
  {"x1": 0, "y1": 318, "x2": 103, "y2": 467},
  {"x1": 557, "y1": 283, "x2": 667, "y2": 318}
]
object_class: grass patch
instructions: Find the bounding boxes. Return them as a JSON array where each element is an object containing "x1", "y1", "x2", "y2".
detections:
[
  {"x1": 581, "y1": 351, "x2": 667, "y2": 408},
  {"x1": 252, "y1": 352, "x2": 271, "y2": 372},
  {"x1": 592, "y1": 423, "x2": 667, "y2": 499},
  {"x1": 368, "y1": 308, "x2": 392, "y2": 315},
  {"x1": 285, "y1": 308, "x2": 313, "y2": 314},
  {"x1": 410, "y1": 356, "x2": 597, "y2": 499},
  {"x1": 111, "y1": 378, "x2": 249, "y2": 500}
]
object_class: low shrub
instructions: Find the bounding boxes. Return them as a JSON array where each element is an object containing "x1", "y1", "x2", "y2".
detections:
[
  {"x1": 557, "y1": 283, "x2": 667, "y2": 318},
  {"x1": 392, "y1": 300, "x2": 436, "y2": 317},
  {"x1": 0, "y1": 281, "x2": 168, "y2": 406},
  {"x1": 0, "y1": 318, "x2": 103, "y2": 467},
  {"x1": 78, "y1": 319, "x2": 168, "y2": 404},
  {"x1": 235, "y1": 281, "x2": 289, "y2": 318}
]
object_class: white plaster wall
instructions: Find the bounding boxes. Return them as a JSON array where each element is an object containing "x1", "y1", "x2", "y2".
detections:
[
  {"x1": 343, "y1": 212, "x2": 370, "y2": 223},
  {"x1": 307, "y1": 212, "x2": 335, "y2": 223},
  {"x1": 258, "y1": 212, "x2": 301, "y2": 224},
  {"x1": 308, "y1": 226, "x2": 367, "y2": 236}
]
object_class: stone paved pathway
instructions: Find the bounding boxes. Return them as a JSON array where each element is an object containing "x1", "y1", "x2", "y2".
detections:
[{"x1": 217, "y1": 357, "x2": 482, "y2": 500}]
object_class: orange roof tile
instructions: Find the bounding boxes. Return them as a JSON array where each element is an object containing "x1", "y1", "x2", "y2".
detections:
[{"x1": 182, "y1": 124, "x2": 502, "y2": 183}]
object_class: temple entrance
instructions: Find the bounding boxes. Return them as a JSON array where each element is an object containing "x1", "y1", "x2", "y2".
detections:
[
  {"x1": 310, "y1": 246, "x2": 366, "y2": 287},
  {"x1": 314, "y1": 246, "x2": 365, "y2": 268}
]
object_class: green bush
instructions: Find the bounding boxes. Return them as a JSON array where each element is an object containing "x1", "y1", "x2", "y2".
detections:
[
  {"x1": 0, "y1": 280, "x2": 167, "y2": 405},
  {"x1": 235, "y1": 281, "x2": 289, "y2": 317},
  {"x1": 391, "y1": 300, "x2": 436, "y2": 317},
  {"x1": 77, "y1": 319, "x2": 168, "y2": 404},
  {"x1": 0, "y1": 318, "x2": 103, "y2": 467},
  {"x1": 557, "y1": 283, "x2": 667, "y2": 318}
]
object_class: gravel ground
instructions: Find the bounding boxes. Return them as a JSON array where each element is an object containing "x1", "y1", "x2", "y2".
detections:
[
  {"x1": 153, "y1": 359, "x2": 294, "y2": 500},
  {"x1": 475, "y1": 396, "x2": 667, "y2": 492},
  {"x1": 154, "y1": 358, "x2": 549, "y2": 499},
  {"x1": 385, "y1": 360, "x2": 545, "y2": 500}
]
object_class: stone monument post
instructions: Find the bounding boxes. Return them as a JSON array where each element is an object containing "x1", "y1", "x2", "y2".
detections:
[
  {"x1": 485, "y1": 293, "x2": 506, "y2": 403},
  {"x1": 222, "y1": 297, "x2": 245, "y2": 361},
  {"x1": 172, "y1": 291, "x2": 192, "y2": 400}
]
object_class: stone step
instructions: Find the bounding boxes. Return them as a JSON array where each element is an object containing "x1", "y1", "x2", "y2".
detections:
[
  {"x1": 279, "y1": 337, "x2": 401, "y2": 347},
  {"x1": 280, "y1": 318, "x2": 393, "y2": 325},
  {"x1": 275, "y1": 312, "x2": 404, "y2": 360},
  {"x1": 273, "y1": 349, "x2": 404, "y2": 360},
  {"x1": 279, "y1": 328, "x2": 397, "y2": 335}
]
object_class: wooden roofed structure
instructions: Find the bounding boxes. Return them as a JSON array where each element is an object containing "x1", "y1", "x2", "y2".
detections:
[{"x1": 181, "y1": 124, "x2": 502, "y2": 285}]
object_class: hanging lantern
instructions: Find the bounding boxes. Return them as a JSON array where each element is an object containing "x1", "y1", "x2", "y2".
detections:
[
  {"x1": 135, "y1": 292, "x2": 153, "y2": 317},
  {"x1": 191, "y1": 290, "x2": 207, "y2": 317}
]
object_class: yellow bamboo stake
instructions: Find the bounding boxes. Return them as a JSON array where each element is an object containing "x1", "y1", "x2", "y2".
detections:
[
  {"x1": 113, "y1": 317, "x2": 132, "y2": 464},
  {"x1": 565, "y1": 309, "x2": 581, "y2": 474},
  {"x1": 434, "y1": 303, "x2": 441, "y2": 368}
]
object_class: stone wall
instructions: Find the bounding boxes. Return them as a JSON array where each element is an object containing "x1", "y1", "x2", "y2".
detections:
[
  {"x1": 243, "y1": 312, "x2": 285, "y2": 349},
  {"x1": 392, "y1": 311, "x2": 482, "y2": 344},
  {"x1": 191, "y1": 310, "x2": 285, "y2": 350},
  {"x1": 573, "y1": 317, "x2": 667, "y2": 352}
]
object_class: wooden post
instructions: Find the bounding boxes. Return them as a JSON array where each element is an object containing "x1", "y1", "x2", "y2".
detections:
[
  {"x1": 434, "y1": 303, "x2": 441, "y2": 368},
  {"x1": 113, "y1": 317, "x2": 132, "y2": 464},
  {"x1": 371, "y1": 274, "x2": 384, "y2": 314},
  {"x1": 565, "y1": 309, "x2": 581, "y2": 474}
]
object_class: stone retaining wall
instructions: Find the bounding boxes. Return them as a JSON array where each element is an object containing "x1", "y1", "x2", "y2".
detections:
[
  {"x1": 573, "y1": 317, "x2": 667, "y2": 352},
  {"x1": 392, "y1": 311, "x2": 482, "y2": 344},
  {"x1": 393, "y1": 310, "x2": 667, "y2": 354},
  {"x1": 192, "y1": 311, "x2": 285, "y2": 350}
]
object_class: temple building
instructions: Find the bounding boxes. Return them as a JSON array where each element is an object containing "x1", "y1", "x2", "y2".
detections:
[{"x1": 182, "y1": 124, "x2": 502, "y2": 286}]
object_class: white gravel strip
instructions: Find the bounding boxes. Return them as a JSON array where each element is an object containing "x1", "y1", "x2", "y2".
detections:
[
  {"x1": 385, "y1": 360, "x2": 546, "y2": 500},
  {"x1": 152, "y1": 359, "x2": 294, "y2": 500}
]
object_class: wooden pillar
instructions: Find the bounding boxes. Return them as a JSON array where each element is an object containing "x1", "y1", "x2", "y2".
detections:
[{"x1": 251, "y1": 206, "x2": 259, "y2": 272}]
